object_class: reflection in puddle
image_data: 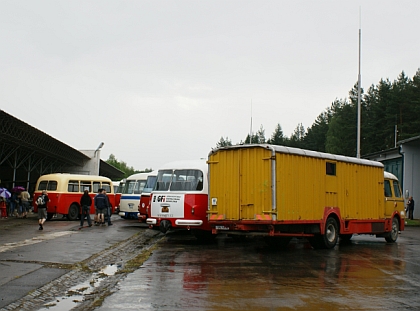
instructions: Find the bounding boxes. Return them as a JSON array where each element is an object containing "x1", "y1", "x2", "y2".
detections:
[{"x1": 37, "y1": 263, "x2": 122, "y2": 311}]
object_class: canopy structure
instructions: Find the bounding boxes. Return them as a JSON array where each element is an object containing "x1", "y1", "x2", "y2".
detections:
[{"x1": 0, "y1": 110, "x2": 124, "y2": 192}]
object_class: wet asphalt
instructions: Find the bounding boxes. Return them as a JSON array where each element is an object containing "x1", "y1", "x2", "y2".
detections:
[
  {"x1": 0, "y1": 212, "x2": 162, "y2": 311},
  {"x1": 1, "y1": 213, "x2": 420, "y2": 311},
  {"x1": 97, "y1": 227, "x2": 420, "y2": 311}
]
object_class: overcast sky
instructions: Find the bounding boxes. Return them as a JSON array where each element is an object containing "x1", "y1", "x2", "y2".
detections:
[{"x1": 1, "y1": 1, "x2": 419, "y2": 172}]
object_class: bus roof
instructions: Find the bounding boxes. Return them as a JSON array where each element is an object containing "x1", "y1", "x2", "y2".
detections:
[
  {"x1": 37, "y1": 173, "x2": 112, "y2": 181},
  {"x1": 125, "y1": 172, "x2": 156, "y2": 180},
  {"x1": 158, "y1": 159, "x2": 207, "y2": 172}
]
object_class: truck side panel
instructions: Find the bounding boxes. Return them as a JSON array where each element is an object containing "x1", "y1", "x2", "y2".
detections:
[{"x1": 209, "y1": 147, "x2": 384, "y2": 222}]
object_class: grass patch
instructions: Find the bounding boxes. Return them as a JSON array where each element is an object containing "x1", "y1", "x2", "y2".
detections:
[
  {"x1": 405, "y1": 219, "x2": 420, "y2": 226},
  {"x1": 119, "y1": 242, "x2": 161, "y2": 274}
]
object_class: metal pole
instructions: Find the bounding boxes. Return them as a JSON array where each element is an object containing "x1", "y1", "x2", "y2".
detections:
[{"x1": 356, "y1": 8, "x2": 362, "y2": 159}]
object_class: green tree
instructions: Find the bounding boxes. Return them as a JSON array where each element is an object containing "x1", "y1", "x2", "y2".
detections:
[
  {"x1": 216, "y1": 136, "x2": 233, "y2": 148},
  {"x1": 267, "y1": 123, "x2": 286, "y2": 145},
  {"x1": 303, "y1": 110, "x2": 331, "y2": 152},
  {"x1": 289, "y1": 123, "x2": 306, "y2": 148},
  {"x1": 244, "y1": 125, "x2": 266, "y2": 144},
  {"x1": 106, "y1": 154, "x2": 150, "y2": 178}
]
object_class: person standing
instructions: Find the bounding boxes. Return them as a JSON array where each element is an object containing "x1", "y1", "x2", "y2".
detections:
[
  {"x1": 79, "y1": 189, "x2": 92, "y2": 229},
  {"x1": 407, "y1": 196, "x2": 415, "y2": 220},
  {"x1": 37, "y1": 190, "x2": 49, "y2": 230},
  {"x1": 10, "y1": 192, "x2": 17, "y2": 217},
  {"x1": 94, "y1": 189, "x2": 108, "y2": 226},
  {"x1": 20, "y1": 190, "x2": 30, "y2": 219},
  {"x1": 103, "y1": 189, "x2": 113, "y2": 226},
  {"x1": 94, "y1": 188, "x2": 102, "y2": 225}
]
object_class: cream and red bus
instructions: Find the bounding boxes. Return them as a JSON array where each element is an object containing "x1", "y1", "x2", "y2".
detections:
[{"x1": 33, "y1": 173, "x2": 116, "y2": 221}]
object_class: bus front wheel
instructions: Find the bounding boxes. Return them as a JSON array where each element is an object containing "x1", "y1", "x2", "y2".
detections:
[{"x1": 67, "y1": 204, "x2": 79, "y2": 221}]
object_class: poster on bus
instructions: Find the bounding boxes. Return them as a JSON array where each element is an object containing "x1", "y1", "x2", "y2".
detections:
[{"x1": 151, "y1": 194, "x2": 185, "y2": 218}]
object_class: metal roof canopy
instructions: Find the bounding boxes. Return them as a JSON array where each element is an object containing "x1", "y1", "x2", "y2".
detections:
[{"x1": 0, "y1": 110, "x2": 123, "y2": 190}]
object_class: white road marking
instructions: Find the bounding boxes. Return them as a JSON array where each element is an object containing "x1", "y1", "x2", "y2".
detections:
[{"x1": 0, "y1": 231, "x2": 75, "y2": 253}]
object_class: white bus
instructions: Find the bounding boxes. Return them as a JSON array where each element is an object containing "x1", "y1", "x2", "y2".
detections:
[{"x1": 118, "y1": 172, "x2": 155, "y2": 219}]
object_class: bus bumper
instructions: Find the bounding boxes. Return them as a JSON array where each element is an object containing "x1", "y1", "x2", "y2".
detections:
[{"x1": 175, "y1": 219, "x2": 203, "y2": 226}]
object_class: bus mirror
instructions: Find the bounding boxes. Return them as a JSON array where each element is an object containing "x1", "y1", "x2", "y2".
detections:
[{"x1": 405, "y1": 190, "x2": 409, "y2": 199}]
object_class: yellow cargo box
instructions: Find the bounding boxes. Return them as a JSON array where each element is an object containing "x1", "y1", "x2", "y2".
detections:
[{"x1": 208, "y1": 144, "x2": 405, "y2": 249}]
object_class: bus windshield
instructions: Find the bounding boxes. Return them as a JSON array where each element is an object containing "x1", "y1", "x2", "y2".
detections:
[
  {"x1": 154, "y1": 169, "x2": 203, "y2": 191},
  {"x1": 143, "y1": 175, "x2": 157, "y2": 193},
  {"x1": 122, "y1": 180, "x2": 147, "y2": 194}
]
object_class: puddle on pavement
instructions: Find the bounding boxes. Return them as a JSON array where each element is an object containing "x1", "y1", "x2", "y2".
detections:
[{"x1": 38, "y1": 263, "x2": 122, "y2": 311}]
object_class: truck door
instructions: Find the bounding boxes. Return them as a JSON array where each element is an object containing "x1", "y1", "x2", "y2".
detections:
[{"x1": 384, "y1": 178, "x2": 404, "y2": 217}]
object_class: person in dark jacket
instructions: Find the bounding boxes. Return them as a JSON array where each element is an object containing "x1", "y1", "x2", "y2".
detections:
[
  {"x1": 407, "y1": 196, "x2": 415, "y2": 220},
  {"x1": 37, "y1": 190, "x2": 49, "y2": 230},
  {"x1": 94, "y1": 189, "x2": 108, "y2": 226},
  {"x1": 103, "y1": 189, "x2": 113, "y2": 226},
  {"x1": 80, "y1": 189, "x2": 92, "y2": 229}
]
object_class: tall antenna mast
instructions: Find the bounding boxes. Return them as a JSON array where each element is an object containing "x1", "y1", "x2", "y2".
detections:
[
  {"x1": 356, "y1": 7, "x2": 362, "y2": 158},
  {"x1": 249, "y1": 99, "x2": 253, "y2": 144}
]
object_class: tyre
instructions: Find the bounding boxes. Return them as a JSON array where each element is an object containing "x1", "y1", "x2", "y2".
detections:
[
  {"x1": 310, "y1": 217, "x2": 339, "y2": 249},
  {"x1": 67, "y1": 203, "x2": 79, "y2": 221},
  {"x1": 322, "y1": 217, "x2": 339, "y2": 249},
  {"x1": 159, "y1": 220, "x2": 171, "y2": 234},
  {"x1": 46, "y1": 213, "x2": 54, "y2": 220},
  {"x1": 385, "y1": 217, "x2": 399, "y2": 243}
]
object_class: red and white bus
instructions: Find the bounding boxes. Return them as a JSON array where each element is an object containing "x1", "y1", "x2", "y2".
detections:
[
  {"x1": 146, "y1": 160, "x2": 211, "y2": 238},
  {"x1": 33, "y1": 173, "x2": 116, "y2": 220},
  {"x1": 137, "y1": 171, "x2": 158, "y2": 222}
]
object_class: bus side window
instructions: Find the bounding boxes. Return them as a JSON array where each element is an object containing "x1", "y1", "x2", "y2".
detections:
[
  {"x1": 68, "y1": 180, "x2": 79, "y2": 192},
  {"x1": 93, "y1": 182, "x2": 101, "y2": 193},
  {"x1": 384, "y1": 180, "x2": 392, "y2": 197},
  {"x1": 38, "y1": 181, "x2": 48, "y2": 191},
  {"x1": 102, "y1": 182, "x2": 111, "y2": 193},
  {"x1": 81, "y1": 181, "x2": 91, "y2": 192},
  {"x1": 47, "y1": 181, "x2": 58, "y2": 191},
  {"x1": 392, "y1": 180, "x2": 402, "y2": 198}
]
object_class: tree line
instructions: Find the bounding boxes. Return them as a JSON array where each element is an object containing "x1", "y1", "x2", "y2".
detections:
[
  {"x1": 216, "y1": 68, "x2": 420, "y2": 157},
  {"x1": 106, "y1": 154, "x2": 152, "y2": 178}
]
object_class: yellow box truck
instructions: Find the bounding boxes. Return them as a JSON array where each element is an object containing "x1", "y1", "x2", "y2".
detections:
[{"x1": 208, "y1": 144, "x2": 405, "y2": 249}]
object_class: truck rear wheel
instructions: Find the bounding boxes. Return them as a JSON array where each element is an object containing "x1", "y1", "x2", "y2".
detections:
[
  {"x1": 323, "y1": 217, "x2": 339, "y2": 249},
  {"x1": 385, "y1": 217, "x2": 399, "y2": 243},
  {"x1": 310, "y1": 217, "x2": 339, "y2": 249}
]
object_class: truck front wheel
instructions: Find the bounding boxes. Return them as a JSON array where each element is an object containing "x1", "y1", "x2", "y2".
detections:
[{"x1": 385, "y1": 217, "x2": 399, "y2": 243}]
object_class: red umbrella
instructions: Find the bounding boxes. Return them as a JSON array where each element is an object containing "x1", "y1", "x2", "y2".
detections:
[{"x1": 12, "y1": 186, "x2": 25, "y2": 192}]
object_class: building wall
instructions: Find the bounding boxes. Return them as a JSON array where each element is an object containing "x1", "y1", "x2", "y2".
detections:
[{"x1": 400, "y1": 144, "x2": 420, "y2": 219}]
